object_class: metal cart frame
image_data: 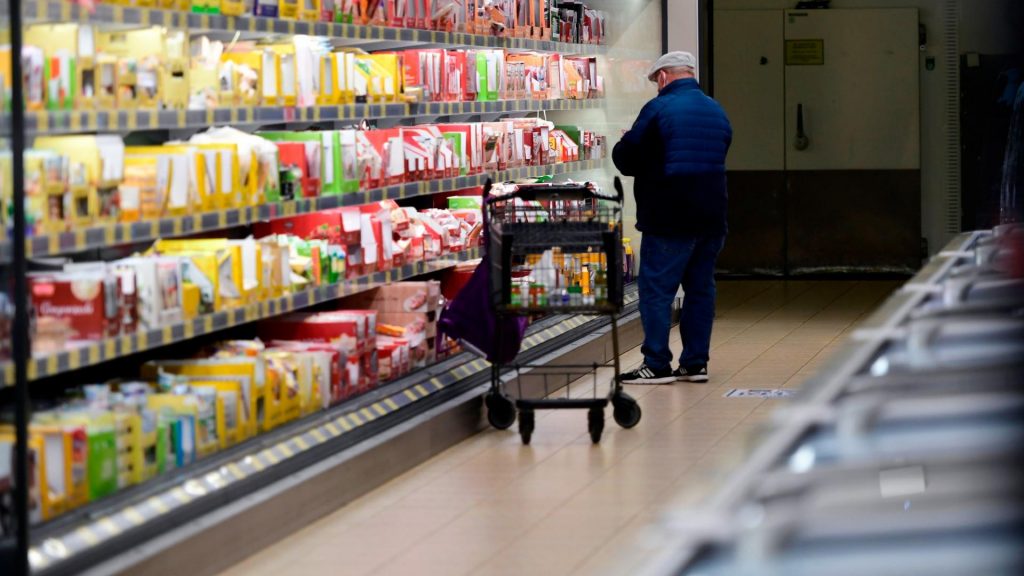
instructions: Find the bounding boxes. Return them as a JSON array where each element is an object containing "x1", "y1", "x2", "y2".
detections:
[{"x1": 481, "y1": 177, "x2": 641, "y2": 444}]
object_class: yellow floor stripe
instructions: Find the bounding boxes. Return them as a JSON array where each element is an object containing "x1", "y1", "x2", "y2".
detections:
[
  {"x1": 372, "y1": 403, "x2": 388, "y2": 416},
  {"x1": 227, "y1": 463, "x2": 246, "y2": 480},
  {"x1": 310, "y1": 428, "x2": 327, "y2": 443},
  {"x1": 360, "y1": 408, "x2": 376, "y2": 421},
  {"x1": 325, "y1": 422, "x2": 342, "y2": 436},
  {"x1": 383, "y1": 398, "x2": 399, "y2": 411},
  {"x1": 263, "y1": 449, "x2": 280, "y2": 465},
  {"x1": 404, "y1": 389, "x2": 419, "y2": 402},
  {"x1": 338, "y1": 417, "x2": 353, "y2": 431},
  {"x1": 415, "y1": 384, "x2": 430, "y2": 397}
]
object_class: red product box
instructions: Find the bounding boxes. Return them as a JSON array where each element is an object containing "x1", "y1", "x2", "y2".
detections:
[
  {"x1": 346, "y1": 281, "x2": 442, "y2": 314},
  {"x1": 277, "y1": 142, "x2": 321, "y2": 199},
  {"x1": 361, "y1": 349, "x2": 378, "y2": 392},
  {"x1": 252, "y1": 210, "x2": 339, "y2": 244},
  {"x1": 377, "y1": 311, "x2": 436, "y2": 369},
  {"x1": 268, "y1": 340, "x2": 347, "y2": 404},
  {"x1": 360, "y1": 128, "x2": 405, "y2": 188},
  {"x1": 30, "y1": 273, "x2": 119, "y2": 341},
  {"x1": 258, "y1": 312, "x2": 370, "y2": 356},
  {"x1": 443, "y1": 50, "x2": 470, "y2": 102},
  {"x1": 357, "y1": 208, "x2": 395, "y2": 273},
  {"x1": 442, "y1": 261, "x2": 478, "y2": 302}
]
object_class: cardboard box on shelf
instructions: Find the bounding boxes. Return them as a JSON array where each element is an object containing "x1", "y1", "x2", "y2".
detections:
[{"x1": 344, "y1": 281, "x2": 442, "y2": 314}]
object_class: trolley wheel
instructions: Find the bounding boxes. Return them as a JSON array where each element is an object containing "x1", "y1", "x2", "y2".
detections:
[
  {"x1": 485, "y1": 392, "x2": 516, "y2": 430},
  {"x1": 612, "y1": 393, "x2": 642, "y2": 429},
  {"x1": 588, "y1": 407, "x2": 605, "y2": 444},
  {"x1": 519, "y1": 409, "x2": 535, "y2": 445}
]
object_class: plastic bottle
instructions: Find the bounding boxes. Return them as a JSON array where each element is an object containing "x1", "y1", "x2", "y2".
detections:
[
  {"x1": 568, "y1": 286, "x2": 583, "y2": 306},
  {"x1": 623, "y1": 238, "x2": 635, "y2": 284},
  {"x1": 510, "y1": 283, "x2": 523, "y2": 308},
  {"x1": 580, "y1": 265, "x2": 590, "y2": 296},
  {"x1": 594, "y1": 267, "x2": 607, "y2": 305}
]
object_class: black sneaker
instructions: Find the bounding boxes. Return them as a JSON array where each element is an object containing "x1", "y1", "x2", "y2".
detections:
[
  {"x1": 619, "y1": 364, "x2": 676, "y2": 385},
  {"x1": 674, "y1": 366, "x2": 709, "y2": 383}
]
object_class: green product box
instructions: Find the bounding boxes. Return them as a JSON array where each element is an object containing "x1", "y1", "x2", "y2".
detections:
[
  {"x1": 86, "y1": 425, "x2": 119, "y2": 500},
  {"x1": 443, "y1": 133, "x2": 466, "y2": 176},
  {"x1": 448, "y1": 196, "x2": 482, "y2": 210}
]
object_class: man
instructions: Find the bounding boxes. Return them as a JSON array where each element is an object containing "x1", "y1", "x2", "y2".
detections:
[{"x1": 613, "y1": 51, "x2": 732, "y2": 384}]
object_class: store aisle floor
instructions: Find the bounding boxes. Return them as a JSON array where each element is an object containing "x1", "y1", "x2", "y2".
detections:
[{"x1": 219, "y1": 280, "x2": 898, "y2": 576}]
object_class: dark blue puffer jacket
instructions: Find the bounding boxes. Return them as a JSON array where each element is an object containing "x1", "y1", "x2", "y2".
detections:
[{"x1": 613, "y1": 78, "x2": 732, "y2": 237}]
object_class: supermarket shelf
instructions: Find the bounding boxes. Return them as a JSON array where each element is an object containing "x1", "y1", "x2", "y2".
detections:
[
  {"x1": 27, "y1": 287, "x2": 640, "y2": 576},
  {"x1": 0, "y1": 248, "x2": 480, "y2": 388},
  {"x1": 15, "y1": 98, "x2": 604, "y2": 137},
  {"x1": 1, "y1": 158, "x2": 607, "y2": 261},
  {"x1": 25, "y1": 0, "x2": 607, "y2": 55}
]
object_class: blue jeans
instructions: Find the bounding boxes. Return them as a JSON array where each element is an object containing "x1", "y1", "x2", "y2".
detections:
[{"x1": 638, "y1": 234, "x2": 725, "y2": 371}]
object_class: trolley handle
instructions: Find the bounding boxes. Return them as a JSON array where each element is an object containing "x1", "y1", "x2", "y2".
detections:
[{"x1": 483, "y1": 179, "x2": 622, "y2": 205}]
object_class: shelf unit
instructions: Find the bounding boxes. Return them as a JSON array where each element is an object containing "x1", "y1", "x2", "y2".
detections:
[
  {"x1": 26, "y1": 288, "x2": 639, "y2": 575},
  {"x1": 24, "y1": 0, "x2": 608, "y2": 55},
  {"x1": 1, "y1": 1, "x2": 617, "y2": 573},
  {"x1": 3, "y1": 99, "x2": 604, "y2": 137},
  {"x1": 1, "y1": 159, "x2": 608, "y2": 261},
  {"x1": 0, "y1": 247, "x2": 480, "y2": 387}
]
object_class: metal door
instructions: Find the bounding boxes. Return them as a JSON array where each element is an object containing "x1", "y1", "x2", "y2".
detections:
[{"x1": 714, "y1": 8, "x2": 922, "y2": 274}]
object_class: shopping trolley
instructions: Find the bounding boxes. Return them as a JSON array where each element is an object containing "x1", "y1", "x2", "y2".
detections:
[{"x1": 482, "y1": 177, "x2": 641, "y2": 444}]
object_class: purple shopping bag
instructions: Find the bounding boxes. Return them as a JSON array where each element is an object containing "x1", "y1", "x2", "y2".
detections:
[{"x1": 438, "y1": 252, "x2": 528, "y2": 364}]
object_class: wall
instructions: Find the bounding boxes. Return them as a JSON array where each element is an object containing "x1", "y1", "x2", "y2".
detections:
[
  {"x1": 667, "y1": 0, "x2": 701, "y2": 60},
  {"x1": 960, "y1": 0, "x2": 1024, "y2": 55},
  {"x1": 701, "y1": 0, "x2": 1019, "y2": 255}
]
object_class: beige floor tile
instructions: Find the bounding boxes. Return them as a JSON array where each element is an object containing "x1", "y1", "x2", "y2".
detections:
[{"x1": 218, "y1": 281, "x2": 882, "y2": 576}]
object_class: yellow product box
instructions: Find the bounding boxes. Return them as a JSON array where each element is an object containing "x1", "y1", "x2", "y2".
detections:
[
  {"x1": 300, "y1": 0, "x2": 320, "y2": 21},
  {"x1": 156, "y1": 238, "x2": 258, "y2": 308},
  {"x1": 182, "y1": 284, "x2": 202, "y2": 319},
  {"x1": 113, "y1": 411, "x2": 143, "y2": 487},
  {"x1": 190, "y1": 379, "x2": 247, "y2": 448},
  {"x1": 354, "y1": 54, "x2": 401, "y2": 103},
  {"x1": 95, "y1": 54, "x2": 118, "y2": 110},
  {"x1": 260, "y1": 49, "x2": 282, "y2": 106},
  {"x1": 121, "y1": 145, "x2": 200, "y2": 219},
  {"x1": 279, "y1": 0, "x2": 300, "y2": 19},
  {"x1": 171, "y1": 252, "x2": 221, "y2": 314},
  {"x1": 259, "y1": 236, "x2": 289, "y2": 299},
  {"x1": 0, "y1": 429, "x2": 52, "y2": 522},
  {"x1": 221, "y1": 0, "x2": 247, "y2": 16},
  {"x1": 194, "y1": 143, "x2": 243, "y2": 210},
  {"x1": 264, "y1": 352, "x2": 302, "y2": 426},
  {"x1": 144, "y1": 358, "x2": 263, "y2": 437},
  {"x1": 330, "y1": 51, "x2": 357, "y2": 105},
  {"x1": 146, "y1": 394, "x2": 202, "y2": 466},
  {"x1": 221, "y1": 51, "x2": 264, "y2": 107},
  {"x1": 30, "y1": 422, "x2": 89, "y2": 517},
  {"x1": 270, "y1": 350, "x2": 319, "y2": 416}
]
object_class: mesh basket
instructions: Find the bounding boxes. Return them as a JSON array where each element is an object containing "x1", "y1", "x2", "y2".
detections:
[{"x1": 485, "y1": 182, "x2": 624, "y2": 314}]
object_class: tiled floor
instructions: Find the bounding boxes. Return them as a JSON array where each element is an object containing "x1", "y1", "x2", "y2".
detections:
[{"x1": 219, "y1": 280, "x2": 897, "y2": 576}]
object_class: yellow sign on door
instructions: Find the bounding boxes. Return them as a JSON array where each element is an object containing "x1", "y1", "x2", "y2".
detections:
[{"x1": 785, "y1": 39, "x2": 825, "y2": 65}]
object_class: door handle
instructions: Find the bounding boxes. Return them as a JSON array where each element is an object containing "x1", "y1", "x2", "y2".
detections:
[{"x1": 794, "y1": 103, "x2": 810, "y2": 151}]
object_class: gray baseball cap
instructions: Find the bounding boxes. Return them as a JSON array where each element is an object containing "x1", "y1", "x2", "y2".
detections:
[{"x1": 647, "y1": 51, "x2": 697, "y2": 81}]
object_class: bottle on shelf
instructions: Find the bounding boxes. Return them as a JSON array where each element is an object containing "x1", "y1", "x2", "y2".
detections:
[{"x1": 593, "y1": 266, "x2": 607, "y2": 305}]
